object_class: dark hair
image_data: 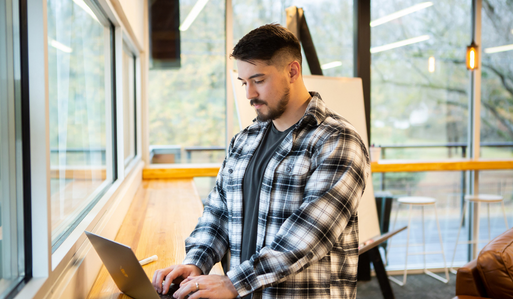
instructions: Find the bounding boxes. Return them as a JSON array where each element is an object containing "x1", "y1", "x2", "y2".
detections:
[{"x1": 231, "y1": 24, "x2": 302, "y2": 67}]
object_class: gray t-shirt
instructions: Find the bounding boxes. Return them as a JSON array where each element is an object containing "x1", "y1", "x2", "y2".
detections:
[{"x1": 241, "y1": 122, "x2": 294, "y2": 298}]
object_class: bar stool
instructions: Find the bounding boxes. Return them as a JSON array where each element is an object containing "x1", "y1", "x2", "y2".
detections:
[
  {"x1": 386, "y1": 196, "x2": 450, "y2": 286},
  {"x1": 449, "y1": 194, "x2": 509, "y2": 273}
]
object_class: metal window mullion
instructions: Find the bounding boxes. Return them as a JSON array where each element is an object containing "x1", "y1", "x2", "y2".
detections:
[
  {"x1": 19, "y1": 0, "x2": 33, "y2": 281},
  {"x1": 114, "y1": 26, "x2": 125, "y2": 179},
  {"x1": 225, "y1": 0, "x2": 234, "y2": 151},
  {"x1": 135, "y1": 54, "x2": 142, "y2": 162},
  {"x1": 353, "y1": 0, "x2": 371, "y2": 146},
  {"x1": 469, "y1": 0, "x2": 482, "y2": 260},
  {"x1": 27, "y1": 0, "x2": 51, "y2": 278}
]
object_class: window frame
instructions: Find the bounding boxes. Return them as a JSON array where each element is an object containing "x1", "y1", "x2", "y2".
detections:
[
  {"x1": 0, "y1": 0, "x2": 33, "y2": 296},
  {"x1": 45, "y1": 0, "x2": 117, "y2": 254},
  {"x1": 16, "y1": 0, "x2": 143, "y2": 297},
  {"x1": 121, "y1": 36, "x2": 139, "y2": 170}
]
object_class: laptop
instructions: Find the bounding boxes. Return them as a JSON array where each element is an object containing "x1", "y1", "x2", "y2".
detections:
[{"x1": 85, "y1": 231, "x2": 179, "y2": 299}]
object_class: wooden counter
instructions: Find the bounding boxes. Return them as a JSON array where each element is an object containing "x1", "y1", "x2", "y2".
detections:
[
  {"x1": 87, "y1": 179, "x2": 224, "y2": 299},
  {"x1": 370, "y1": 159, "x2": 513, "y2": 173},
  {"x1": 143, "y1": 160, "x2": 513, "y2": 179}
]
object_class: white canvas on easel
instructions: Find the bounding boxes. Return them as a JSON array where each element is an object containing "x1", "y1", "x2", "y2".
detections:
[{"x1": 230, "y1": 70, "x2": 381, "y2": 245}]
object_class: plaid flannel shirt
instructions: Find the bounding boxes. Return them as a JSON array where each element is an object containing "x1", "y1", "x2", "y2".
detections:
[{"x1": 183, "y1": 92, "x2": 370, "y2": 298}]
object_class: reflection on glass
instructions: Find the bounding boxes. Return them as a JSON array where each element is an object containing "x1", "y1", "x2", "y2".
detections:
[
  {"x1": 232, "y1": 0, "x2": 353, "y2": 77},
  {"x1": 0, "y1": 0, "x2": 25, "y2": 293},
  {"x1": 123, "y1": 43, "x2": 136, "y2": 166},
  {"x1": 480, "y1": 1, "x2": 513, "y2": 159},
  {"x1": 149, "y1": 0, "x2": 226, "y2": 164},
  {"x1": 47, "y1": 0, "x2": 112, "y2": 247},
  {"x1": 371, "y1": 0, "x2": 470, "y2": 160}
]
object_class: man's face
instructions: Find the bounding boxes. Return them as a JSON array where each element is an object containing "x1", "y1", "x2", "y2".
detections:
[{"x1": 236, "y1": 59, "x2": 291, "y2": 122}]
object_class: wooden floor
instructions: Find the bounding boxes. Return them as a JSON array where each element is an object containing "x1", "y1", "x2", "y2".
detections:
[{"x1": 87, "y1": 179, "x2": 223, "y2": 299}]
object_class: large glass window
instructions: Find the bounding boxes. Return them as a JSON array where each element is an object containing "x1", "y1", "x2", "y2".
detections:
[
  {"x1": 0, "y1": 0, "x2": 25, "y2": 294},
  {"x1": 371, "y1": 0, "x2": 471, "y2": 160},
  {"x1": 149, "y1": 0, "x2": 226, "y2": 164},
  {"x1": 122, "y1": 42, "x2": 136, "y2": 167},
  {"x1": 370, "y1": 0, "x2": 474, "y2": 271},
  {"x1": 480, "y1": 0, "x2": 513, "y2": 159},
  {"x1": 47, "y1": 0, "x2": 114, "y2": 249},
  {"x1": 232, "y1": 0, "x2": 353, "y2": 77}
]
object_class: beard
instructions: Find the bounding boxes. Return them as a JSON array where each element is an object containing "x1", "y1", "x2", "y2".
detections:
[{"x1": 250, "y1": 87, "x2": 290, "y2": 122}]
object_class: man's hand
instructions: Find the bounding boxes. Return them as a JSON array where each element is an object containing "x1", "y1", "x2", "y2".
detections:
[
  {"x1": 173, "y1": 274, "x2": 239, "y2": 299},
  {"x1": 152, "y1": 264, "x2": 202, "y2": 295}
]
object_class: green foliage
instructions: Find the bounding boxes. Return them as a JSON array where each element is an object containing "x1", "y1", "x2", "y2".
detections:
[{"x1": 149, "y1": 0, "x2": 226, "y2": 148}]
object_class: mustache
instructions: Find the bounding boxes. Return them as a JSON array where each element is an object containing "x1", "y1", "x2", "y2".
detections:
[{"x1": 250, "y1": 98, "x2": 267, "y2": 106}]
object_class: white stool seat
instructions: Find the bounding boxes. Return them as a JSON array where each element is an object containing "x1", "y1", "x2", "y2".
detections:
[
  {"x1": 464, "y1": 194, "x2": 503, "y2": 203},
  {"x1": 398, "y1": 196, "x2": 436, "y2": 205}
]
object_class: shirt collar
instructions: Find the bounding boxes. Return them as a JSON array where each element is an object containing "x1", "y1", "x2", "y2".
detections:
[{"x1": 301, "y1": 91, "x2": 326, "y2": 127}]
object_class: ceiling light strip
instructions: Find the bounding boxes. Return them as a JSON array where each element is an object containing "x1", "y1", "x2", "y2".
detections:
[
  {"x1": 321, "y1": 61, "x2": 342, "y2": 70},
  {"x1": 484, "y1": 44, "x2": 513, "y2": 54},
  {"x1": 371, "y1": 35, "x2": 430, "y2": 53},
  {"x1": 180, "y1": 0, "x2": 210, "y2": 31},
  {"x1": 370, "y1": 2, "x2": 433, "y2": 27}
]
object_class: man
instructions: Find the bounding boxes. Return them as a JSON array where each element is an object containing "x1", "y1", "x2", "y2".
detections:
[{"x1": 152, "y1": 24, "x2": 369, "y2": 299}]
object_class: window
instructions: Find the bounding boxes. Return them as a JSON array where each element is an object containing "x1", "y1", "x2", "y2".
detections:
[
  {"x1": 0, "y1": 0, "x2": 26, "y2": 294},
  {"x1": 47, "y1": 0, "x2": 115, "y2": 249},
  {"x1": 149, "y1": 0, "x2": 226, "y2": 164},
  {"x1": 480, "y1": 0, "x2": 513, "y2": 159},
  {"x1": 370, "y1": 0, "x2": 473, "y2": 270},
  {"x1": 371, "y1": 0, "x2": 471, "y2": 160},
  {"x1": 122, "y1": 42, "x2": 136, "y2": 167}
]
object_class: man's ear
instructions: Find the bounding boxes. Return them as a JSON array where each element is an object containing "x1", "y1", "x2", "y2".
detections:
[{"x1": 288, "y1": 61, "x2": 301, "y2": 83}]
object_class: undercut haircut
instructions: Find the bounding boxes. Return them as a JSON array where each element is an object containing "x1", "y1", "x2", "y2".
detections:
[{"x1": 231, "y1": 24, "x2": 302, "y2": 68}]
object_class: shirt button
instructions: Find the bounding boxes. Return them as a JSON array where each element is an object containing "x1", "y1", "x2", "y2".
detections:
[
  {"x1": 286, "y1": 166, "x2": 292, "y2": 172},
  {"x1": 228, "y1": 169, "x2": 233, "y2": 174},
  {"x1": 243, "y1": 281, "x2": 251, "y2": 290}
]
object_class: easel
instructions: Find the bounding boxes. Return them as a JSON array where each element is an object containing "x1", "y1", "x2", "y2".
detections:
[{"x1": 285, "y1": 7, "x2": 407, "y2": 299}]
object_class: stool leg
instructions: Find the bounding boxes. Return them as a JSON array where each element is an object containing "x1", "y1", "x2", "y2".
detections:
[
  {"x1": 429, "y1": 203, "x2": 449, "y2": 283},
  {"x1": 389, "y1": 203, "x2": 412, "y2": 286},
  {"x1": 501, "y1": 200, "x2": 509, "y2": 229},
  {"x1": 385, "y1": 201, "x2": 401, "y2": 265},
  {"x1": 403, "y1": 204, "x2": 413, "y2": 285},
  {"x1": 422, "y1": 205, "x2": 426, "y2": 271},
  {"x1": 450, "y1": 200, "x2": 467, "y2": 273},
  {"x1": 488, "y1": 203, "x2": 491, "y2": 242},
  {"x1": 474, "y1": 202, "x2": 481, "y2": 259}
]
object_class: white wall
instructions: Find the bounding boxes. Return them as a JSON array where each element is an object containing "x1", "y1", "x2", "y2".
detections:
[{"x1": 117, "y1": 0, "x2": 146, "y2": 48}]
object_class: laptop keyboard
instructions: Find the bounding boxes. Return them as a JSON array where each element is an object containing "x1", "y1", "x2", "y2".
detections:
[{"x1": 158, "y1": 284, "x2": 188, "y2": 299}]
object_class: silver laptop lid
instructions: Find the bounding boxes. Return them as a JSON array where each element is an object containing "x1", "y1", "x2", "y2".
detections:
[{"x1": 85, "y1": 231, "x2": 163, "y2": 299}]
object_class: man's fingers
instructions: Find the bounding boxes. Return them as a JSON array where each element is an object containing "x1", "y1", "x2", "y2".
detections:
[
  {"x1": 174, "y1": 280, "x2": 196, "y2": 299},
  {"x1": 179, "y1": 276, "x2": 193, "y2": 287},
  {"x1": 187, "y1": 290, "x2": 208, "y2": 299},
  {"x1": 162, "y1": 270, "x2": 177, "y2": 295},
  {"x1": 152, "y1": 269, "x2": 165, "y2": 293},
  {"x1": 152, "y1": 267, "x2": 174, "y2": 293}
]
